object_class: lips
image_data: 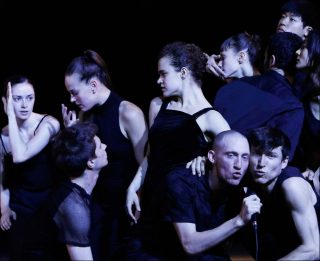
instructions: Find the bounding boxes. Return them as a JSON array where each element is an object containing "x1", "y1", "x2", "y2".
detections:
[{"x1": 254, "y1": 171, "x2": 265, "y2": 177}]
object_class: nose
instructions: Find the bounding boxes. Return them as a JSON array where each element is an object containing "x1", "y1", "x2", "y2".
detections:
[
  {"x1": 157, "y1": 77, "x2": 162, "y2": 85},
  {"x1": 21, "y1": 99, "x2": 27, "y2": 108},
  {"x1": 234, "y1": 156, "x2": 242, "y2": 170},
  {"x1": 257, "y1": 154, "x2": 266, "y2": 167},
  {"x1": 70, "y1": 95, "x2": 76, "y2": 103},
  {"x1": 296, "y1": 49, "x2": 301, "y2": 56}
]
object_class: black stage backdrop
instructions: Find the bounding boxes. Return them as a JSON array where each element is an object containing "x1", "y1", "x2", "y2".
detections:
[{"x1": 0, "y1": 0, "x2": 318, "y2": 124}]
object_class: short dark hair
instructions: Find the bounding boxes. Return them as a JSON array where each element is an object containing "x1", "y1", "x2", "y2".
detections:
[
  {"x1": 265, "y1": 32, "x2": 302, "y2": 73},
  {"x1": 52, "y1": 122, "x2": 98, "y2": 178},
  {"x1": 247, "y1": 127, "x2": 291, "y2": 160},
  {"x1": 281, "y1": 0, "x2": 318, "y2": 29}
]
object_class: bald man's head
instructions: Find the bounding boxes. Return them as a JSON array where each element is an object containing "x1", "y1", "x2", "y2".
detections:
[{"x1": 209, "y1": 130, "x2": 250, "y2": 186}]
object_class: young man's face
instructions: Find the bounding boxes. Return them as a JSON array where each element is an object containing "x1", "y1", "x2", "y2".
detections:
[
  {"x1": 210, "y1": 135, "x2": 250, "y2": 186},
  {"x1": 277, "y1": 12, "x2": 308, "y2": 39},
  {"x1": 249, "y1": 146, "x2": 288, "y2": 187}
]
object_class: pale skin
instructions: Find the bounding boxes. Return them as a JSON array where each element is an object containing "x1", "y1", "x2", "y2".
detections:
[
  {"x1": 276, "y1": 12, "x2": 313, "y2": 40},
  {"x1": 62, "y1": 74, "x2": 148, "y2": 165},
  {"x1": 0, "y1": 81, "x2": 60, "y2": 230},
  {"x1": 250, "y1": 147, "x2": 320, "y2": 260},
  {"x1": 126, "y1": 56, "x2": 230, "y2": 222},
  {"x1": 173, "y1": 132, "x2": 262, "y2": 255},
  {"x1": 205, "y1": 48, "x2": 255, "y2": 82}
]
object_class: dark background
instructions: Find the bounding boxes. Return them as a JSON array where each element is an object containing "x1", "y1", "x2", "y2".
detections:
[{"x1": 0, "y1": 0, "x2": 318, "y2": 126}]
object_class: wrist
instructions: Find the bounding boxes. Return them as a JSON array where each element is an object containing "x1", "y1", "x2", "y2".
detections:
[{"x1": 233, "y1": 215, "x2": 246, "y2": 228}]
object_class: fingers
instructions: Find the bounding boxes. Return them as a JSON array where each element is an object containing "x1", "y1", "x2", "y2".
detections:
[
  {"x1": 241, "y1": 194, "x2": 263, "y2": 223},
  {"x1": 2, "y1": 97, "x2": 7, "y2": 115},
  {"x1": 7, "y1": 82, "x2": 12, "y2": 98},
  {"x1": 11, "y1": 211, "x2": 17, "y2": 220},
  {"x1": 302, "y1": 169, "x2": 315, "y2": 181},
  {"x1": 0, "y1": 215, "x2": 12, "y2": 231},
  {"x1": 61, "y1": 104, "x2": 78, "y2": 127}
]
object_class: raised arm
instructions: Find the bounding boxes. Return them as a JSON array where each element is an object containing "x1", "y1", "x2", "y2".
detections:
[
  {"x1": 279, "y1": 178, "x2": 320, "y2": 260},
  {"x1": 4, "y1": 83, "x2": 60, "y2": 163}
]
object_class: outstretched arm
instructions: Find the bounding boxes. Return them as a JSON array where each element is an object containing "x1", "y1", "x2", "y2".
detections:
[{"x1": 174, "y1": 194, "x2": 261, "y2": 255}]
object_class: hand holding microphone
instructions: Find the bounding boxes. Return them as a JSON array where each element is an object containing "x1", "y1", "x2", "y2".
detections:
[{"x1": 240, "y1": 191, "x2": 262, "y2": 226}]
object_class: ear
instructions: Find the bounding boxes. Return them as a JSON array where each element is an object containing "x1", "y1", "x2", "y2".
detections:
[
  {"x1": 304, "y1": 26, "x2": 313, "y2": 38},
  {"x1": 180, "y1": 67, "x2": 188, "y2": 79},
  {"x1": 270, "y1": 55, "x2": 276, "y2": 67},
  {"x1": 89, "y1": 79, "x2": 98, "y2": 94},
  {"x1": 238, "y1": 51, "x2": 247, "y2": 64},
  {"x1": 207, "y1": 150, "x2": 215, "y2": 164},
  {"x1": 281, "y1": 156, "x2": 289, "y2": 170},
  {"x1": 87, "y1": 159, "x2": 95, "y2": 169}
]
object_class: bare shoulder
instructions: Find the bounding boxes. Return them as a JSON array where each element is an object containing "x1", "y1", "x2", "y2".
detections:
[
  {"x1": 282, "y1": 177, "x2": 316, "y2": 206},
  {"x1": 119, "y1": 100, "x2": 144, "y2": 120},
  {"x1": 150, "y1": 96, "x2": 163, "y2": 107},
  {"x1": 149, "y1": 96, "x2": 162, "y2": 114},
  {"x1": 37, "y1": 114, "x2": 60, "y2": 136},
  {"x1": 1, "y1": 126, "x2": 9, "y2": 137},
  {"x1": 0, "y1": 126, "x2": 10, "y2": 153},
  {"x1": 206, "y1": 108, "x2": 224, "y2": 119}
]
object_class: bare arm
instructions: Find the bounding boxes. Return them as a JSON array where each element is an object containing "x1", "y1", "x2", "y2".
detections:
[
  {"x1": 148, "y1": 97, "x2": 162, "y2": 128},
  {"x1": 279, "y1": 178, "x2": 320, "y2": 260},
  {"x1": 0, "y1": 135, "x2": 16, "y2": 231},
  {"x1": 3, "y1": 84, "x2": 60, "y2": 162},
  {"x1": 9, "y1": 115, "x2": 60, "y2": 163},
  {"x1": 174, "y1": 195, "x2": 261, "y2": 255},
  {"x1": 126, "y1": 156, "x2": 148, "y2": 222},
  {"x1": 66, "y1": 245, "x2": 93, "y2": 261},
  {"x1": 120, "y1": 101, "x2": 148, "y2": 164},
  {"x1": 205, "y1": 110, "x2": 230, "y2": 135}
]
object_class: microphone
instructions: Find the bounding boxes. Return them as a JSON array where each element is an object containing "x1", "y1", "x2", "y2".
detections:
[
  {"x1": 245, "y1": 187, "x2": 259, "y2": 227},
  {"x1": 245, "y1": 187, "x2": 259, "y2": 261}
]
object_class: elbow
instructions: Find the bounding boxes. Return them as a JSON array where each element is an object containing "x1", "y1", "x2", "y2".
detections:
[
  {"x1": 312, "y1": 247, "x2": 320, "y2": 260},
  {"x1": 181, "y1": 239, "x2": 201, "y2": 255},
  {"x1": 301, "y1": 244, "x2": 320, "y2": 260},
  {"x1": 12, "y1": 155, "x2": 27, "y2": 163}
]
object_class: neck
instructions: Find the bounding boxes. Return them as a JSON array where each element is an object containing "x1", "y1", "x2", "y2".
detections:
[
  {"x1": 270, "y1": 67, "x2": 284, "y2": 76},
  {"x1": 97, "y1": 87, "x2": 111, "y2": 106},
  {"x1": 208, "y1": 169, "x2": 227, "y2": 192},
  {"x1": 71, "y1": 170, "x2": 99, "y2": 194}
]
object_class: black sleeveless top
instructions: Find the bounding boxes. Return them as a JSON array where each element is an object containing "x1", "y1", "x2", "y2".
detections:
[
  {"x1": 141, "y1": 101, "x2": 214, "y2": 217},
  {"x1": 257, "y1": 167, "x2": 319, "y2": 260},
  {"x1": 83, "y1": 92, "x2": 138, "y2": 206},
  {"x1": 0, "y1": 115, "x2": 55, "y2": 212}
]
